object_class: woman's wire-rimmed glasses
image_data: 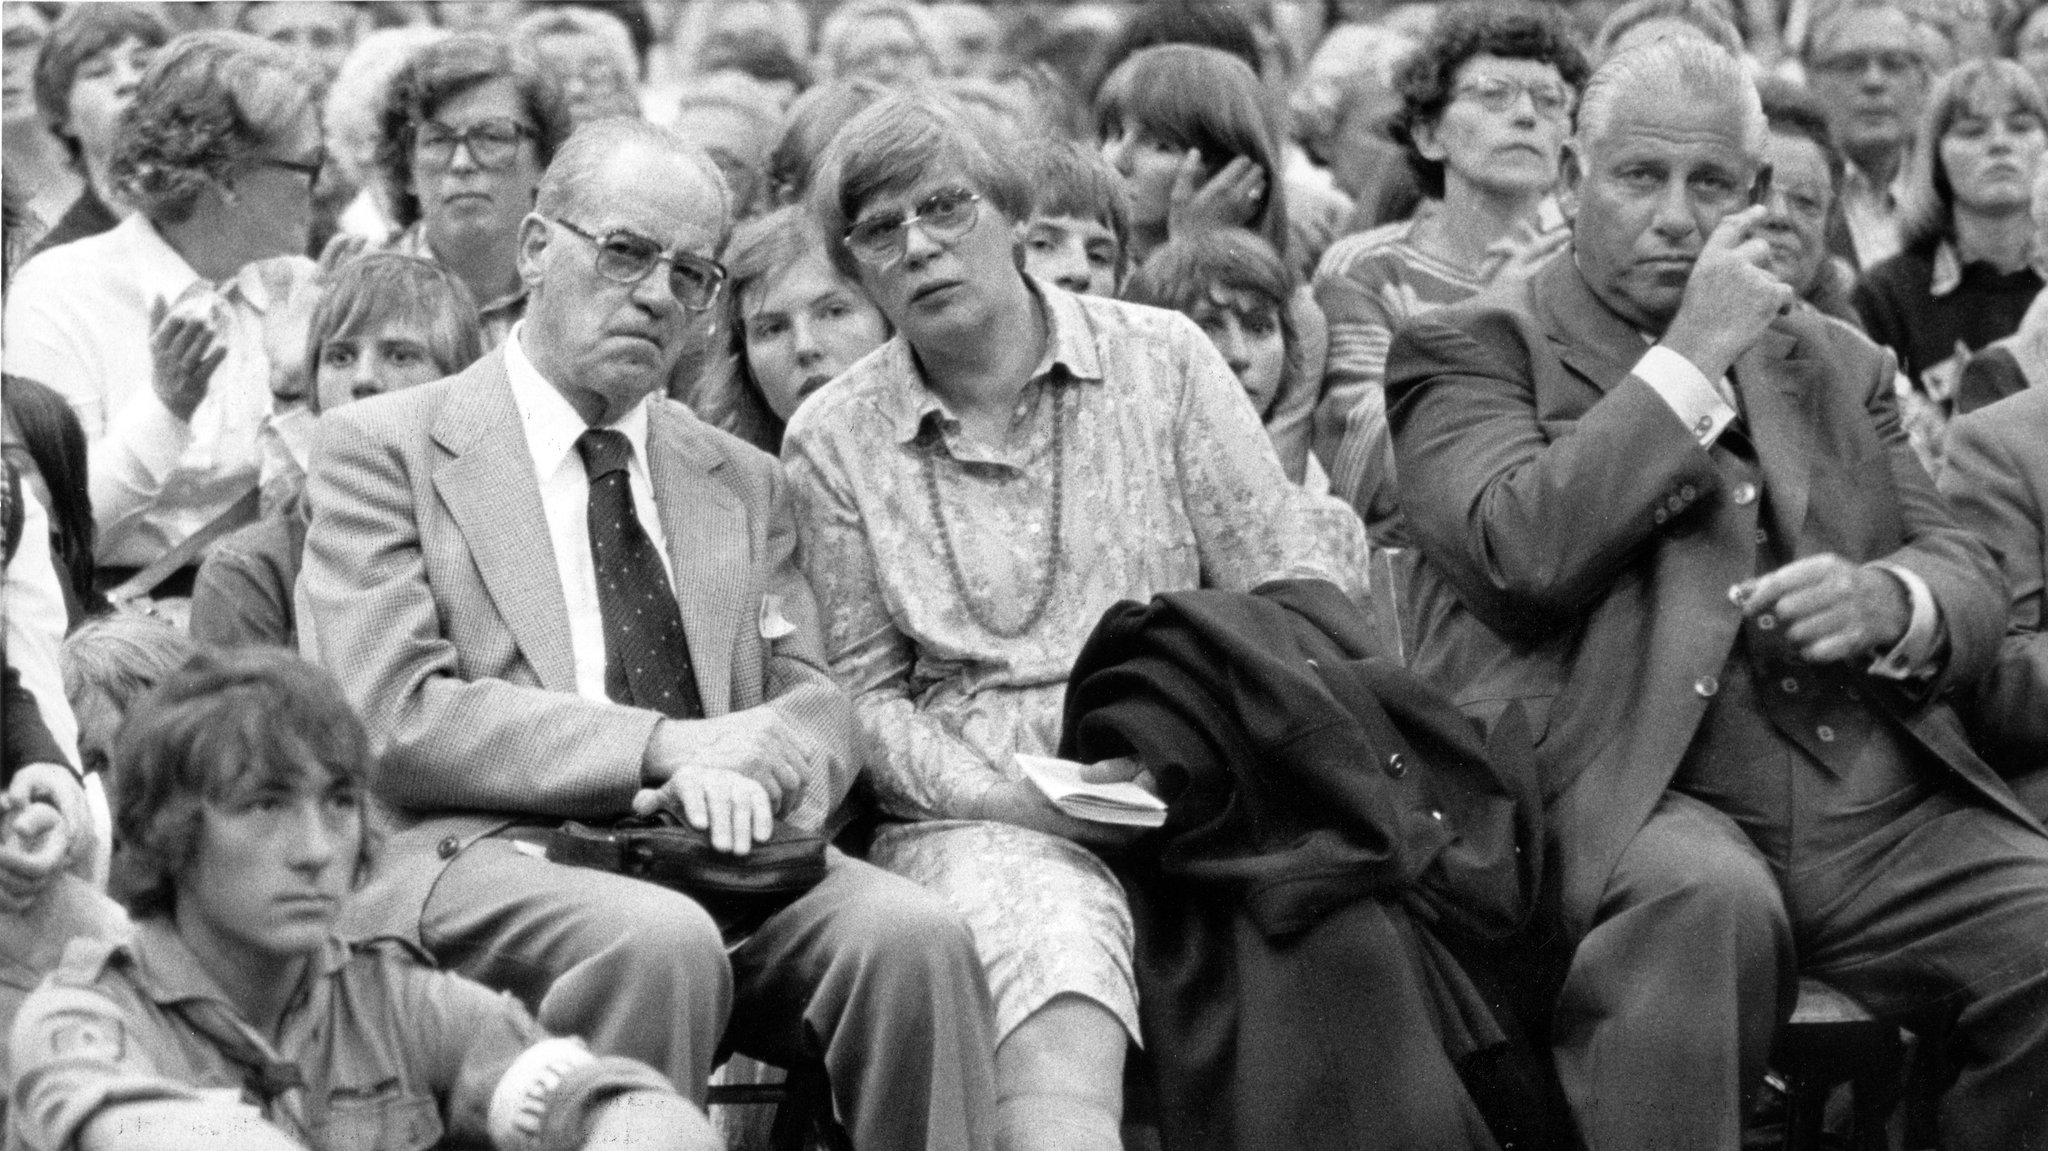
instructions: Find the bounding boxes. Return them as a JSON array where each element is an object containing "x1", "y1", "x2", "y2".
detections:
[
  {"x1": 1452, "y1": 76, "x2": 1576, "y2": 120},
  {"x1": 413, "y1": 117, "x2": 538, "y2": 171},
  {"x1": 842, "y1": 187, "x2": 983, "y2": 270},
  {"x1": 549, "y1": 217, "x2": 728, "y2": 311}
]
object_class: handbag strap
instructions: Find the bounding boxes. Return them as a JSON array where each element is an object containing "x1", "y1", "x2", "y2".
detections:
[{"x1": 105, "y1": 485, "x2": 262, "y2": 603}]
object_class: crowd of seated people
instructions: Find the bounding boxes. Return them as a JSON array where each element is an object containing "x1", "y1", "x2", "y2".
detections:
[{"x1": 6, "y1": 3, "x2": 2048, "y2": 1151}]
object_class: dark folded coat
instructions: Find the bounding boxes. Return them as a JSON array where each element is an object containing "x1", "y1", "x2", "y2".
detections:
[{"x1": 1061, "y1": 579, "x2": 1553, "y2": 1151}]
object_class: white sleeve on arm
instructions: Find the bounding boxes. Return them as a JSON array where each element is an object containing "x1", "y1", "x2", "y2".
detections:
[
  {"x1": 1866, "y1": 562, "x2": 1940, "y2": 679},
  {"x1": 1636, "y1": 345, "x2": 1738, "y2": 447}
]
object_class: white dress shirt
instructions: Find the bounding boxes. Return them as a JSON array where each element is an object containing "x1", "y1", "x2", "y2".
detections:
[
  {"x1": 2, "y1": 215, "x2": 315, "y2": 566},
  {"x1": 502, "y1": 324, "x2": 674, "y2": 705}
]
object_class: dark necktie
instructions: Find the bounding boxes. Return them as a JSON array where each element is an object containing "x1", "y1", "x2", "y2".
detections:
[{"x1": 575, "y1": 429, "x2": 704, "y2": 719}]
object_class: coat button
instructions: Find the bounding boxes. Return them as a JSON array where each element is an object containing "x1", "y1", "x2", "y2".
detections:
[
  {"x1": 1781, "y1": 678, "x2": 1800, "y2": 694},
  {"x1": 1654, "y1": 507, "x2": 1670, "y2": 524},
  {"x1": 1756, "y1": 613, "x2": 1777, "y2": 631},
  {"x1": 1733, "y1": 482, "x2": 1758, "y2": 506},
  {"x1": 1679, "y1": 484, "x2": 1698, "y2": 502},
  {"x1": 1385, "y1": 753, "x2": 1407, "y2": 779},
  {"x1": 1816, "y1": 725, "x2": 1836, "y2": 743},
  {"x1": 437, "y1": 836, "x2": 461, "y2": 859},
  {"x1": 1754, "y1": 528, "x2": 1769, "y2": 544},
  {"x1": 1694, "y1": 675, "x2": 1719, "y2": 698}
]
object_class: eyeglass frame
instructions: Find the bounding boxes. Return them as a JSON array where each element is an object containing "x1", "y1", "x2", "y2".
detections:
[
  {"x1": 548, "y1": 216, "x2": 728, "y2": 311},
  {"x1": 1450, "y1": 75, "x2": 1576, "y2": 120},
  {"x1": 841, "y1": 187, "x2": 984, "y2": 270},
  {"x1": 411, "y1": 117, "x2": 540, "y2": 171}
]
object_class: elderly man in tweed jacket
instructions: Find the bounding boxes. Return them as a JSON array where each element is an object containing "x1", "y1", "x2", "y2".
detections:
[{"x1": 301, "y1": 119, "x2": 999, "y2": 1151}]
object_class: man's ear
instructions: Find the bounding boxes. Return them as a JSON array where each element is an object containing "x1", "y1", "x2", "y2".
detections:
[
  {"x1": 1412, "y1": 117, "x2": 1446, "y2": 164},
  {"x1": 516, "y1": 213, "x2": 550, "y2": 291},
  {"x1": 1558, "y1": 139, "x2": 1584, "y2": 224}
]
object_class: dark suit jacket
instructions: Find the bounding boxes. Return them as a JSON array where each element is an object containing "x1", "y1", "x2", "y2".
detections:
[
  {"x1": 1941, "y1": 385, "x2": 2048, "y2": 797},
  {"x1": 302, "y1": 350, "x2": 853, "y2": 943},
  {"x1": 1385, "y1": 254, "x2": 2038, "y2": 939}
]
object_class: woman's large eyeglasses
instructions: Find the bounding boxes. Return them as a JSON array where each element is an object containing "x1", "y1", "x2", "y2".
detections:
[
  {"x1": 1453, "y1": 76, "x2": 1575, "y2": 120},
  {"x1": 842, "y1": 187, "x2": 982, "y2": 270},
  {"x1": 550, "y1": 217, "x2": 727, "y2": 311},
  {"x1": 413, "y1": 118, "x2": 537, "y2": 170}
]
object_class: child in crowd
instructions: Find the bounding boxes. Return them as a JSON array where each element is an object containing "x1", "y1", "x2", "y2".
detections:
[
  {"x1": 1019, "y1": 139, "x2": 1130, "y2": 298},
  {"x1": 697, "y1": 205, "x2": 892, "y2": 453},
  {"x1": 6, "y1": 647, "x2": 716, "y2": 1151},
  {"x1": 189, "y1": 254, "x2": 483, "y2": 651}
]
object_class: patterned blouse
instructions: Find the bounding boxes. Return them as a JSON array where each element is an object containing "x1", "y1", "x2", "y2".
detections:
[{"x1": 784, "y1": 280, "x2": 1341, "y2": 821}]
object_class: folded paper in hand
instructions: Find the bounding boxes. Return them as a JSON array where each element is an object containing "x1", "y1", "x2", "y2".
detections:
[{"x1": 1017, "y1": 753, "x2": 1167, "y2": 828}]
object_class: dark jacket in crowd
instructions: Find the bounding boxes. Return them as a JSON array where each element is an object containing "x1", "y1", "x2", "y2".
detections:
[
  {"x1": 1852, "y1": 240, "x2": 2042, "y2": 393},
  {"x1": 1061, "y1": 579, "x2": 1558, "y2": 1151}
]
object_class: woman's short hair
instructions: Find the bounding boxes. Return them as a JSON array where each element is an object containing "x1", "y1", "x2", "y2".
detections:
[
  {"x1": 372, "y1": 32, "x2": 573, "y2": 230},
  {"x1": 107, "y1": 31, "x2": 322, "y2": 226},
  {"x1": 325, "y1": 25, "x2": 448, "y2": 209},
  {"x1": 1900, "y1": 58, "x2": 2048, "y2": 251},
  {"x1": 1757, "y1": 76, "x2": 1846, "y2": 204},
  {"x1": 514, "y1": 4, "x2": 641, "y2": 80},
  {"x1": 1094, "y1": 44, "x2": 1291, "y2": 258},
  {"x1": 32, "y1": 3, "x2": 172, "y2": 171},
  {"x1": 1121, "y1": 226, "x2": 1294, "y2": 328},
  {"x1": 302, "y1": 253, "x2": 485, "y2": 411},
  {"x1": 809, "y1": 89, "x2": 1034, "y2": 282},
  {"x1": 1026, "y1": 138, "x2": 1133, "y2": 279},
  {"x1": 59, "y1": 612, "x2": 198, "y2": 773},
  {"x1": 1592, "y1": 0, "x2": 1744, "y2": 61},
  {"x1": 107, "y1": 648, "x2": 380, "y2": 921},
  {"x1": 1393, "y1": 1, "x2": 1591, "y2": 200}
]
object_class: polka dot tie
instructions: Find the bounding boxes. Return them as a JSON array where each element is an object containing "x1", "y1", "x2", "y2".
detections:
[{"x1": 575, "y1": 429, "x2": 704, "y2": 719}]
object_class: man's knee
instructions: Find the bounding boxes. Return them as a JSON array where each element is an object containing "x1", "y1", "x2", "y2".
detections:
[{"x1": 820, "y1": 865, "x2": 979, "y2": 976}]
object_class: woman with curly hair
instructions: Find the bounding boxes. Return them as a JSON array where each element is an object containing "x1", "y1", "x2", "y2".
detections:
[
  {"x1": 2, "y1": 31, "x2": 325, "y2": 591},
  {"x1": 1311, "y1": 0, "x2": 1588, "y2": 547}
]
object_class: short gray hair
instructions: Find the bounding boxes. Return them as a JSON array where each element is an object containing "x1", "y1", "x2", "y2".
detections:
[
  {"x1": 533, "y1": 118, "x2": 732, "y2": 239},
  {"x1": 1577, "y1": 35, "x2": 1765, "y2": 161}
]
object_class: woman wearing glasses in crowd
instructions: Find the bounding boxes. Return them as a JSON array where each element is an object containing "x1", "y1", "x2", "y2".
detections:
[
  {"x1": 368, "y1": 32, "x2": 573, "y2": 348},
  {"x1": 2, "y1": 32, "x2": 326, "y2": 593},
  {"x1": 1311, "y1": 1, "x2": 1587, "y2": 548},
  {"x1": 783, "y1": 94, "x2": 1335, "y2": 1151}
]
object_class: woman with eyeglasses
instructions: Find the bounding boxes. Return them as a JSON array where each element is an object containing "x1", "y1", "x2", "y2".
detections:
[
  {"x1": 1312, "y1": 1, "x2": 1587, "y2": 548},
  {"x1": 2, "y1": 31, "x2": 326, "y2": 591},
  {"x1": 368, "y1": 32, "x2": 574, "y2": 348},
  {"x1": 783, "y1": 93, "x2": 1338, "y2": 1151}
]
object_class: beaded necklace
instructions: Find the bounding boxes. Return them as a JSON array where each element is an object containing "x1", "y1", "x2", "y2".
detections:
[{"x1": 920, "y1": 383, "x2": 1069, "y2": 638}]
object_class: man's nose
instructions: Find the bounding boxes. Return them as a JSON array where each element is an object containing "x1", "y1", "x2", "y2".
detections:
[
  {"x1": 284, "y1": 801, "x2": 344, "y2": 869},
  {"x1": 1101, "y1": 136, "x2": 1132, "y2": 176},
  {"x1": 1651, "y1": 180, "x2": 1698, "y2": 238},
  {"x1": 448, "y1": 138, "x2": 482, "y2": 172},
  {"x1": 1218, "y1": 322, "x2": 1250, "y2": 370}
]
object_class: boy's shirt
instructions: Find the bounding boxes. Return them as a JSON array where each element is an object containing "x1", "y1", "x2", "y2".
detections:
[{"x1": 7, "y1": 919, "x2": 546, "y2": 1151}]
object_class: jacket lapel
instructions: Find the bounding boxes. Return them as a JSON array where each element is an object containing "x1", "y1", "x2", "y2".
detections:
[
  {"x1": 430, "y1": 355, "x2": 580, "y2": 693},
  {"x1": 1539, "y1": 256, "x2": 1650, "y2": 396},
  {"x1": 646, "y1": 402, "x2": 745, "y2": 716},
  {"x1": 1733, "y1": 327, "x2": 1818, "y2": 547}
]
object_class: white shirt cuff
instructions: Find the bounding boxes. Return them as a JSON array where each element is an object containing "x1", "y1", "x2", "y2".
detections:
[
  {"x1": 1866, "y1": 562, "x2": 1939, "y2": 679},
  {"x1": 1636, "y1": 345, "x2": 1738, "y2": 446}
]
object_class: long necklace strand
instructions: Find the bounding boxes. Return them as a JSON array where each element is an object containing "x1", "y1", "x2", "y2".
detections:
[{"x1": 921, "y1": 384, "x2": 1069, "y2": 639}]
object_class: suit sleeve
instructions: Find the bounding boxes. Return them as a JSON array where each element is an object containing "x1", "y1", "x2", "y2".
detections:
[
  {"x1": 1940, "y1": 406, "x2": 2048, "y2": 762},
  {"x1": 302, "y1": 405, "x2": 660, "y2": 819},
  {"x1": 1385, "y1": 307, "x2": 1723, "y2": 642}
]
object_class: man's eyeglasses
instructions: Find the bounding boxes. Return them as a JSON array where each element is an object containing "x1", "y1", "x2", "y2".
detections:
[
  {"x1": 842, "y1": 187, "x2": 982, "y2": 270},
  {"x1": 550, "y1": 217, "x2": 727, "y2": 311},
  {"x1": 1813, "y1": 50, "x2": 1925, "y2": 78},
  {"x1": 413, "y1": 118, "x2": 538, "y2": 170},
  {"x1": 254, "y1": 148, "x2": 326, "y2": 184},
  {"x1": 1452, "y1": 76, "x2": 1575, "y2": 120}
]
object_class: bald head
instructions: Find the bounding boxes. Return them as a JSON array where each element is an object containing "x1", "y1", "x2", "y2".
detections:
[{"x1": 534, "y1": 118, "x2": 733, "y2": 241}]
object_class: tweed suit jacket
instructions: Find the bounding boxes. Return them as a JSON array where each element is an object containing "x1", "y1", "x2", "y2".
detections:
[
  {"x1": 1386, "y1": 254, "x2": 2040, "y2": 940},
  {"x1": 1941, "y1": 385, "x2": 2048, "y2": 772},
  {"x1": 302, "y1": 348, "x2": 854, "y2": 943}
]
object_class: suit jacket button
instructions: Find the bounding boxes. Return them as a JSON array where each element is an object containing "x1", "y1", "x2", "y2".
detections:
[
  {"x1": 1781, "y1": 678, "x2": 1800, "y2": 694},
  {"x1": 1816, "y1": 725, "x2": 1836, "y2": 742},
  {"x1": 1654, "y1": 508, "x2": 1670, "y2": 524},
  {"x1": 1733, "y1": 482, "x2": 1758, "y2": 506},
  {"x1": 437, "y1": 836, "x2": 461, "y2": 859},
  {"x1": 1385, "y1": 753, "x2": 1407, "y2": 779},
  {"x1": 1679, "y1": 484, "x2": 1698, "y2": 502},
  {"x1": 1756, "y1": 613, "x2": 1777, "y2": 631},
  {"x1": 1694, "y1": 675, "x2": 1719, "y2": 698}
]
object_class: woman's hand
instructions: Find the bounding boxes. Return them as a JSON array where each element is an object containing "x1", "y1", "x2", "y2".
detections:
[
  {"x1": 1168, "y1": 151, "x2": 1267, "y2": 238},
  {"x1": 149, "y1": 295, "x2": 228, "y2": 423},
  {"x1": 975, "y1": 778, "x2": 1147, "y2": 850}
]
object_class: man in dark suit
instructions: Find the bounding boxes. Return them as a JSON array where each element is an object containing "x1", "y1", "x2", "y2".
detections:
[
  {"x1": 1386, "y1": 37, "x2": 2048, "y2": 1151},
  {"x1": 1941, "y1": 385, "x2": 2048, "y2": 814},
  {"x1": 301, "y1": 119, "x2": 999, "y2": 1149}
]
